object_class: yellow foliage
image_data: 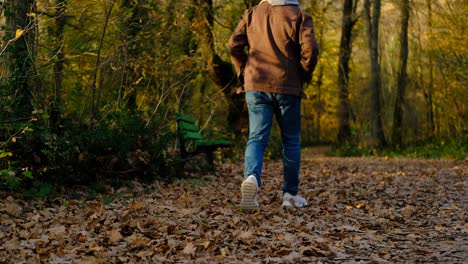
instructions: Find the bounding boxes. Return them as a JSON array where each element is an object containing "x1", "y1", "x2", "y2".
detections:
[{"x1": 15, "y1": 29, "x2": 24, "y2": 40}]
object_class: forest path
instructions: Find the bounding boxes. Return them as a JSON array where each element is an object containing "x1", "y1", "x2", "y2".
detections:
[{"x1": 1, "y1": 155, "x2": 467, "y2": 263}]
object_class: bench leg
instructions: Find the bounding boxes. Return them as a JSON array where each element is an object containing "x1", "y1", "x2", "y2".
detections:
[{"x1": 205, "y1": 151, "x2": 217, "y2": 176}]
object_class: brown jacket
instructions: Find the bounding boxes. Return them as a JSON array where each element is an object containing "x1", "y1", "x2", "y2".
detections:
[{"x1": 228, "y1": 1, "x2": 319, "y2": 97}]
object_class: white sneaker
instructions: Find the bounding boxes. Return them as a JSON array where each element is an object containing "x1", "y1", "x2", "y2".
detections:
[
  {"x1": 282, "y1": 192, "x2": 308, "y2": 208},
  {"x1": 240, "y1": 175, "x2": 259, "y2": 210}
]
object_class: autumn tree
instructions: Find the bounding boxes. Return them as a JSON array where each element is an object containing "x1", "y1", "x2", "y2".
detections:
[
  {"x1": 119, "y1": 0, "x2": 150, "y2": 110},
  {"x1": 364, "y1": 0, "x2": 386, "y2": 147},
  {"x1": 192, "y1": 0, "x2": 248, "y2": 134},
  {"x1": 49, "y1": 0, "x2": 67, "y2": 131},
  {"x1": 337, "y1": 0, "x2": 359, "y2": 145},
  {"x1": 2, "y1": 0, "x2": 37, "y2": 120},
  {"x1": 90, "y1": 0, "x2": 117, "y2": 124},
  {"x1": 424, "y1": 0, "x2": 435, "y2": 139},
  {"x1": 392, "y1": 0, "x2": 410, "y2": 146},
  {"x1": 303, "y1": 0, "x2": 334, "y2": 142}
]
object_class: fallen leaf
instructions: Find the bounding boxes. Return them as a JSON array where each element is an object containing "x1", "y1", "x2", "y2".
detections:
[
  {"x1": 5, "y1": 237, "x2": 18, "y2": 251},
  {"x1": 220, "y1": 247, "x2": 230, "y2": 257},
  {"x1": 283, "y1": 251, "x2": 301, "y2": 262},
  {"x1": 109, "y1": 229, "x2": 123, "y2": 244},
  {"x1": 238, "y1": 230, "x2": 253, "y2": 240},
  {"x1": 183, "y1": 242, "x2": 197, "y2": 256},
  {"x1": 131, "y1": 200, "x2": 146, "y2": 210},
  {"x1": 127, "y1": 234, "x2": 150, "y2": 247}
]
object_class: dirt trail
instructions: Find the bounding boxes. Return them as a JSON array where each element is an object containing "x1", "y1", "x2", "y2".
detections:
[{"x1": 1, "y1": 156, "x2": 466, "y2": 263}]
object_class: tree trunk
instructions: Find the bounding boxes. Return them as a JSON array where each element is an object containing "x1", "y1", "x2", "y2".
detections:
[
  {"x1": 119, "y1": 0, "x2": 149, "y2": 110},
  {"x1": 392, "y1": 0, "x2": 410, "y2": 147},
  {"x1": 364, "y1": 0, "x2": 386, "y2": 148},
  {"x1": 50, "y1": 0, "x2": 66, "y2": 131},
  {"x1": 90, "y1": 0, "x2": 116, "y2": 125},
  {"x1": 316, "y1": 65, "x2": 323, "y2": 141},
  {"x1": 5, "y1": 0, "x2": 36, "y2": 119},
  {"x1": 425, "y1": 0, "x2": 435, "y2": 138},
  {"x1": 337, "y1": 0, "x2": 358, "y2": 145},
  {"x1": 194, "y1": 0, "x2": 248, "y2": 134}
]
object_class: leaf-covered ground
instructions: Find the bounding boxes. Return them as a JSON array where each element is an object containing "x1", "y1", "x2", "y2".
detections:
[{"x1": 1, "y1": 155, "x2": 467, "y2": 263}]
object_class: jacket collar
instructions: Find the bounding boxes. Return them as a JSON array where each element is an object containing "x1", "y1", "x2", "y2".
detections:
[{"x1": 261, "y1": 0, "x2": 300, "y2": 6}]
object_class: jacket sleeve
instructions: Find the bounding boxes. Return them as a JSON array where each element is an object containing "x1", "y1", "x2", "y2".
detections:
[
  {"x1": 228, "y1": 10, "x2": 249, "y2": 80},
  {"x1": 299, "y1": 12, "x2": 320, "y2": 83}
]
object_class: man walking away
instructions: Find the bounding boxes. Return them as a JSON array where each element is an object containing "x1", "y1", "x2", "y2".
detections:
[{"x1": 228, "y1": 0, "x2": 319, "y2": 210}]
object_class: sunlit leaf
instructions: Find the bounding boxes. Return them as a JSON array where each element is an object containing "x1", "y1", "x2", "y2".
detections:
[
  {"x1": 15, "y1": 29, "x2": 24, "y2": 39},
  {"x1": 0, "y1": 151, "x2": 13, "y2": 159}
]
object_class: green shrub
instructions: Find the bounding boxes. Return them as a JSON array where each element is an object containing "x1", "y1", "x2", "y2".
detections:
[
  {"x1": 40, "y1": 110, "x2": 176, "y2": 184},
  {"x1": 329, "y1": 138, "x2": 467, "y2": 159},
  {"x1": 0, "y1": 108, "x2": 176, "y2": 195},
  {"x1": 398, "y1": 138, "x2": 467, "y2": 159},
  {"x1": 328, "y1": 144, "x2": 374, "y2": 157}
]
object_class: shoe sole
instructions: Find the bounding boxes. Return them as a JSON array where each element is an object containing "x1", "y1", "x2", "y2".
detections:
[
  {"x1": 282, "y1": 203, "x2": 306, "y2": 208},
  {"x1": 240, "y1": 181, "x2": 258, "y2": 210},
  {"x1": 282, "y1": 197, "x2": 307, "y2": 208}
]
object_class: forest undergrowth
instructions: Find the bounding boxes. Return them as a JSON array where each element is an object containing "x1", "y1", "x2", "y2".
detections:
[{"x1": 0, "y1": 155, "x2": 466, "y2": 263}]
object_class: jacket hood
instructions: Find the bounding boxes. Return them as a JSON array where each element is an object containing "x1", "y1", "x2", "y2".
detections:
[{"x1": 262, "y1": 0, "x2": 300, "y2": 6}]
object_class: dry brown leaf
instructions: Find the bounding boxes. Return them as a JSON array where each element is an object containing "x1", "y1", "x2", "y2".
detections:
[
  {"x1": 200, "y1": 240, "x2": 211, "y2": 249},
  {"x1": 127, "y1": 234, "x2": 150, "y2": 247},
  {"x1": 109, "y1": 229, "x2": 123, "y2": 244},
  {"x1": 167, "y1": 238, "x2": 180, "y2": 249},
  {"x1": 275, "y1": 247, "x2": 292, "y2": 256},
  {"x1": 3, "y1": 196, "x2": 21, "y2": 215},
  {"x1": 220, "y1": 247, "x2": 230, "y2": 257},
  {"x1": 183, "y1": 242, "x2": 197, "y2": 256},
  {"x1": 88, "y1": 241, "x2": 104, "y2": 253},
  {"x1": 328, "y1": 193, "x2": 338, "y2": 208},
  {"x1": 238, "y1": 230, "x2": 253, "y2": 240},
  {"x1": 282, "y1": 251, "x2": 301, "y2": 262},
  {"x1": 136, "y1": 250, "x2": 153, "y2": 258},
  {"x1": 4, "y1": 237, "x2": 18, "y2": 251},
  {"x1": 454, "y1": 181, "x2": 464, "y2": 189},
  {"x1": 130, "y1": 200, "x2": 146, "y2": 210},
  {"x1": 77, "y1": 232, "x2": 88, "y2": 243}
]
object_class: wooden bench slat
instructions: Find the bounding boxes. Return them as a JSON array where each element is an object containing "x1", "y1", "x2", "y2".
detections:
[
  {"x1": 176, "y1": 113, "x2": 196, "y2": 123},
  {"x1": 178, "y1": 122, "x2": 199, "y2": 132},
  {"x1": 183, "y1": 131, "x2": 203, "y2": 140}
]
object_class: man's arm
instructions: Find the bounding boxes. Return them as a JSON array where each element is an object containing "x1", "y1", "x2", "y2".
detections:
[
  {"x1": 299, "y1": 13, "x2": 320, "y2": 83},
  {"x1": 228, "y1": 11, "x2": 249, "y2": 79}
]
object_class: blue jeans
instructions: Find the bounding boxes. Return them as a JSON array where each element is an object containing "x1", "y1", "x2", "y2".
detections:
[{"x1": 244, "y1": 91, "x2": 301, "y2": 195}]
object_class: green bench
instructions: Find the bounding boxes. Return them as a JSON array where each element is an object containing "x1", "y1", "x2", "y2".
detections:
[{"x1": 176, "y1": 113, "x2": 233, "y2": 175}]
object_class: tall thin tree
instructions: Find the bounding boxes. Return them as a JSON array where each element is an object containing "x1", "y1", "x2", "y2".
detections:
[
  {"x1": 4, "y1": 0, "x2": 37, "y2": 119},
  {"x1": 90, "y1": 0, "x2": 116, "y2": 125},
  {"x1": 50, "y1": 0, "x2": 66, "y2": 131},
  {"x1": 364, "y1": 0, "x2": 386, "y2": 147},
  {"x1": 337, "y1": 0, "x2": 359, "y2": 144},
  {"x1": 425, "y1": 0, "x2": 435, "y2": 138},
  {"x1": 119, "y1": 0, "x2": 149, "y2": 110},
  {"x1": 392, "y1": 0, "x2": 410, "y2": 146}
]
